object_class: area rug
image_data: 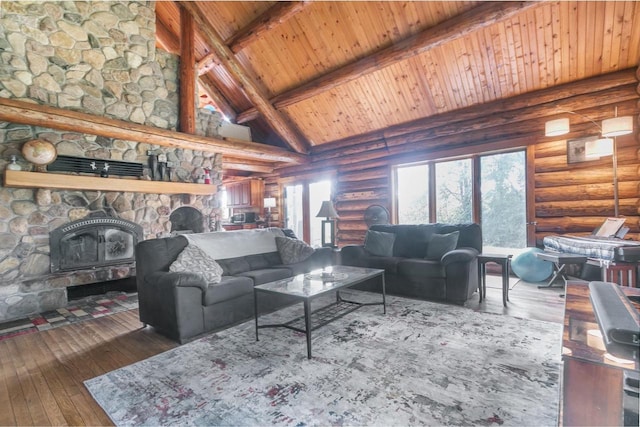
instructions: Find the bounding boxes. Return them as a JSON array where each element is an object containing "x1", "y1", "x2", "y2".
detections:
[
  {"x1": 0, "y1": 291, "x2": 138, "y2": 342},
  {"x1": 85, "y1": 294, "x2": 562, "y2": 426}
]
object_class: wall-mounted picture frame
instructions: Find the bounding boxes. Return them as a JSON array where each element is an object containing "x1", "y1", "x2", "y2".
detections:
[{"x1": 566, "y1": 135, "x2": 599, "y2": 164}]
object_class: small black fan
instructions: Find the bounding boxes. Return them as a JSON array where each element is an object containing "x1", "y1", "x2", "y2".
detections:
[{"x1": 363, "y1": 205, "x2": 390, "y2": 227}]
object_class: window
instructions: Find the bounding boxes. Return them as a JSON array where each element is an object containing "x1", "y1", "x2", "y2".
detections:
[
  {"x1": 284, "y1": 179, "x2": 333, "y2": 247},
  {"x1": 396, "y1": 164, "x2": 429, "y2": 224},
  {"x1": 394, "y1": 149, "x2": 528, "y2": 253},
  {"x1": 435, "y1": 159, "x2": 472, "y2": 223}
]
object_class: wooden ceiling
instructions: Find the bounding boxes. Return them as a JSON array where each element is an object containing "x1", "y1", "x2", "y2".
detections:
[{"x1": 156, "y1": 1, "x2": 640, "y2": 170}]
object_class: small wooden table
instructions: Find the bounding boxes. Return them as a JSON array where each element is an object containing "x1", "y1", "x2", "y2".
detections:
[{"x1": 477, "y1": 253, "x2": 512, "y2": 307}]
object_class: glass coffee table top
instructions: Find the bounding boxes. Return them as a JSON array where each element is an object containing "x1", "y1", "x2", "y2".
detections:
[{"x1": 254, "y1": 265, "x2": 383, "y2": 298}]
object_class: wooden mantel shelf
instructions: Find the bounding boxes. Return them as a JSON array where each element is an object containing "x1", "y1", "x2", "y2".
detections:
[{"x1": 4, "y1": 170, "x2": 217, "y2": 196}]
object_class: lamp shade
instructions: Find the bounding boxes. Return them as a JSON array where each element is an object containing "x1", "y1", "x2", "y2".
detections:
[
  {"x1": 601, "y1": 116, "x2": 633, "y2": 137},
  {"x1": 263, "y1": 197, "x2": 276, "y2": 209},
  {"x1": 316, "y1": 200, "x2": 339, "y2": 218},
  {"x1": 545, "y1": 118, "x2": 570, "y2": 137},
  {"x1": 584, "y1": 138, "x2": 613, "y2": 159}
]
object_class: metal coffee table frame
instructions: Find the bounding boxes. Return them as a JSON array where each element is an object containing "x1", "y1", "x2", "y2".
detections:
[{"x1": 254, "y1": 265, "x2": 385, "y2": 359}]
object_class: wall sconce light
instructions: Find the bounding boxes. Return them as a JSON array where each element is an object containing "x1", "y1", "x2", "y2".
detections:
[
  {"x1": 544, "y1": 107, "x2": 634, "y2": 217},
  {"x1": 316, "y1": 200, "x2": 339, "y2": 247},
  {"x1": 263, "y1": 197, "x2": 276, "y2": 227},
  {"x1": 545, "y1": 117, "x2": 570, "y2": 137}
]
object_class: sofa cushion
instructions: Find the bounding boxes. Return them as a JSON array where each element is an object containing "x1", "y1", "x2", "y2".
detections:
[
  {"x1": 238, "y1": 268, "x2": 292, "y2": 286},
  {"x1": 398, "y1": 259, "x2": 446, "y2": 278},
  {"x1": 364, "y1": 230, "x2": 396, "y2": 257},
  {"x1": 370, "y1": 224, "x2": 433, "y2": 258},
  {"x1": 358, "y1": 255, "x2": 403, "y2": 274},
  {"x1": 203, "y1": 276, "x2": 254, "y2": 306},
  {"x1": 425, "y1": 231, "x2": 460, "y2": 260},
  {"x1": 276, "y1": 236, "x2": 315, "y2": 264},
  {"x1": 169, "y1": 243, "x2": 223, "y2": 284},
  {"x1": 217, "y1": 257, "x2": 251, "y2": 275}
]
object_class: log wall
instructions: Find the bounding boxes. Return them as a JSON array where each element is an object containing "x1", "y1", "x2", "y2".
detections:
[{"x1": 271, "y1": 68, "x2": 640, "y2": 247}]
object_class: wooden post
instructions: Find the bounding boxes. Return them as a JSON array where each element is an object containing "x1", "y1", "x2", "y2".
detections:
[{"x1": 179, "y1": 5, "x2": 196, "y2": 134}]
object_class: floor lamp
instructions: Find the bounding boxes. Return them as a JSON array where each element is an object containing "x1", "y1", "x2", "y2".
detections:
[
  {"x1": 545, "y1": 107, "x2": 633, "y2": 217},
  {"x1": 316, "y1": 200, "x2": 339, "y2": 247}
]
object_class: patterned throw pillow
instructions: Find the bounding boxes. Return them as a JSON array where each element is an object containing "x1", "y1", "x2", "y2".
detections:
[
  {"x1": 276, "y1": 236, "x2": 315, "y2": 264},
  {"x1": 425, "y1": 231, "x2": 460, "y2": 260},
  {"x1": 170, "y1": 244, "x2": 223, "y2": 284}
]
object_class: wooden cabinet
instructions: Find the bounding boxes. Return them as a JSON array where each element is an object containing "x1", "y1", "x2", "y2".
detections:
[{"x1": 226, "y1": 179, "x2": 264, "y2": 208}]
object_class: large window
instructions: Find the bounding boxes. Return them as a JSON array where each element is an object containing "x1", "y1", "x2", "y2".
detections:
[
  {"x1": 284, "y1": 179, "x2": 332, "y2": 247},
  {"x1": 394, "y1": 150, "x2": 528, "y2": 252},
  {"x1": 396, "y1": 164, "x2": 429, "y2": 224},
  {"x1": 480, "y1": 151, "x2": 526, "y2": 251},
  {"x1": 435, "y1": 159, "x2": 472, "y2": 223}
]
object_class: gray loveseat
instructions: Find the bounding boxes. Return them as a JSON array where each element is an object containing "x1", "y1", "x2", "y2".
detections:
[
  {"x1": 340, "y1": 223, "x2": 482, "y2": 304},
  {"x1": 136, "y1": 228, "x2": 332, "y2": 343}
]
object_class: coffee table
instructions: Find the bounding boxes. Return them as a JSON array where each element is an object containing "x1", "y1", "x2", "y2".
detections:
[{"x1": 253, "y1": 265, "x2": 385, "y2": 359}]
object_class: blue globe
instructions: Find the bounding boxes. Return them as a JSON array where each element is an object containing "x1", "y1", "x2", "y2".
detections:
[{"x1": 511, "y1": 247, "x2": 553, "y2": 282}]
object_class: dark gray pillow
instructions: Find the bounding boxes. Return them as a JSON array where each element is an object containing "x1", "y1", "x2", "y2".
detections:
[
  {"x1": 276, "y1": 236, "x2": 315, "y2": 264},
  {"x1": 425, "y1": 231, "x2": 460, "y2": 260},
  {"x1": 364, "y1": 230, "x2": 396, "y2": 257}
]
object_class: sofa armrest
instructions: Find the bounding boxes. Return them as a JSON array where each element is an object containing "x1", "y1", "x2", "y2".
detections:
[
  {"x1": 339, "y1": 245, "x2": 367, "y2": 266},
  {"x1": 441, "y1": 248, "x2": 479, "y2": 267}
]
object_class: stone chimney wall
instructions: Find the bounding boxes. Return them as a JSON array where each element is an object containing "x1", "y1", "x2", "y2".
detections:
[{"x1": 0, "y1": 1, "x2": 224, "y2": 321}]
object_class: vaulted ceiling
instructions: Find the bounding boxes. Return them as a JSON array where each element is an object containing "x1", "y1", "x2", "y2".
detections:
[{"x1": 155, "y1": 1, "x2": 640, "y2": 170}]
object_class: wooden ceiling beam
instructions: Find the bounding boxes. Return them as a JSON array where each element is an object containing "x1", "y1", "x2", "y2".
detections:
[
  {"x1": 0, "y1": 97, "x2": 307, "y2": 164},
  {"x1": 179, "y1": 5, "x2": 196, "y2": 134},
  {"x1": 197, "y1": 52, "x2": 220, "y2": 76},
  {"x1": 236, "y1": 1, "x2": 540, "y2": 123},
  {"x1": 181, "y1": 1, "x2": 309, "y2": 154},
  {"x1": 222, "y1": 157, "x2": 275, "y2": 173},
  {"x1": 198, "y1": 75, "x2": 238, "y2": 122},
  {"x1": 155, "y1": 17, "x2": 180, "y2": 54},
  {"x1": 225, "y1": 1, "x2": 310, "y2": 54}
]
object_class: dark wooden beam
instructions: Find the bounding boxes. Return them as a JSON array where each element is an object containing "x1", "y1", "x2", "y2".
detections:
[
  {"x1": 236, "y1": 1, "x2": 540, "y2": 123},
  {"x1": 179, "y1": 5, "x2": 196, "y2": 134},
  {"x1": 0, "y1": 97, "x2": 308, "y2": 164},
  {"x1": 226, "y1": 1, "x2": 310, "y2": 53},
  {"x1": 198, "y1": 75, "x2": 238, "y2": 122},
  {"x1": 181, "y1": 1, "x2": 309, "y2": 154}
]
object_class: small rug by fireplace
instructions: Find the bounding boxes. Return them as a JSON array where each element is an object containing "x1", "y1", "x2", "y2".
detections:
[
  {"x1": 84, "y1": 294, "x2": 562, "y2": 426},
  {"x1": 0, "y1": 291, "x2": 138, "y2": 342}
]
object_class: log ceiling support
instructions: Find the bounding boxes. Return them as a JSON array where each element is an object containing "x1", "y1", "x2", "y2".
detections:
[
  {"x1": 155, "y1": 17, "x2": 179, "y2": 54},
  {"x1": 198, "y1": 74, "x2": 238, "y2": 122},
  {"x1": 179, "y1": 5, "x2": 196, "y2": 134},
  {"x1": 236, "y1": 1, "x2": 540, "y2": 123},
  {"x1": 0, "y1": 97, "x2": 307, "y2": 164},
  {"x1": 181, "y1": 2, "x2": 309, "y2": 154},
  {"x1": 226, "y1": 1, "x2": 310, "y2": 54}
]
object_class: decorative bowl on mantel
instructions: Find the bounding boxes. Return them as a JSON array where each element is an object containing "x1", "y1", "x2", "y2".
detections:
[{"x1": 21, "y1": 139, "x2": 57, "y2": 171}]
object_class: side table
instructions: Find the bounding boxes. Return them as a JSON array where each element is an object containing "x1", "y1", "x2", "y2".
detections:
[{"x1": 477, "y1": 254, "x2": 513, "y2": 307}]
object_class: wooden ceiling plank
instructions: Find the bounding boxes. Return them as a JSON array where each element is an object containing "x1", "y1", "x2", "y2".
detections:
[
  {"x1": 609, "y1": 1, "x2": 625, "y2": 73},
  {"x1": 155, "y1": 17, "x2": 180, "y2": 55},
  {"x1": 198, "y1": 75, "x2": 238, "y2": 122},
  {"x1": 181, "y1": 1, "x2": 309, "y2": 154},
  {"x1": 179, "y1": 5, "x2": 196, "y2": 134},
  {"x1": 503, "y1": 18, "x2": 522, "y2": 95},
  {"x1": 576, "y1": 2, "x2": 587, "y2": 80},
  {"x1": 226, "y1": 1, "x2": 310, "y2": 54},
  {"x1": 559, "y1": 1, "x2": 571, "y2": 83},
  {"x1": 538, "y1": 5, "x2": 552, "y2": 88},
  {"x1": 525, "y1": 8, "x2": 541, "y2": 93},
  {"x1": 0, "y1": 97, "x2": 307, "y2": 164},
  {"x1": 236, "y1": 1, "x2": 541, "y2": 124},
  {"x1": 549, "y1": 2, "x2": 562, "y2": 86},
  {"x1": 311, "y1": 68, "x2": 638, "y2": 153},
  {"x1": 584, "y1": 2, "x2": 596, "y2": 78}
]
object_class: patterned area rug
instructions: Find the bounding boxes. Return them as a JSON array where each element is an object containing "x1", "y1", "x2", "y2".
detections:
[
  {"x1": 85, "y1": 294, "x2": 562, "y2": 426},
  {"x1": 0, "y1": 292, "x2": 138, "y2": 342}
]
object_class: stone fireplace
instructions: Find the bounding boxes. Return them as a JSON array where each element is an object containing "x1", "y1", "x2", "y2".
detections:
[{"x1": 50, "y1": 216, "x2": 143, "y2": 273}]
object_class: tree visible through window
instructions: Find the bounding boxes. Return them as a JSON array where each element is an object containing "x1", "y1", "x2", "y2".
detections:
[
  {"x1": 436, "y1": 159, "x2": 472, "y2": 223},
  {"x1": 396, "y1": 164, "x2": 429, "y2": 224}
]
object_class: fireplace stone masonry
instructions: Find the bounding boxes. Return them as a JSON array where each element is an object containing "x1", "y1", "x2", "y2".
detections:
[{"x1": 0, "y1": 1, "x2": 226, "y2": 321}]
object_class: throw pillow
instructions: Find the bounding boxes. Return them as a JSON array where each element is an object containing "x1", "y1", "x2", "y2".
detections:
[
  {"x1": 276, "y1": 236, "x2": 315, "y2": 264},
  {"x1": 170, "y1": 244, "x2": 223, "y2": 283},
  {"x1": 425, "y1": 231, "x2": 460, "y2": 260},
  {"x1": 364, "y1": 230, "x2": 396, "y2": 257}
]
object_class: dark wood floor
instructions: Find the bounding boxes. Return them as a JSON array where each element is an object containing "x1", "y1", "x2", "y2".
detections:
[{"x1": 0, "y1": 276, "x2": 565, "y2": 426}]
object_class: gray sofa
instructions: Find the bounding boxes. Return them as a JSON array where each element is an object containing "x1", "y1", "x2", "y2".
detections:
[
  {"x1": 136, "y1": 228, "x2": 332, "y2": 343},
  {"x1": 340, "y1": 223, "x2": 482, "y2": 304}
]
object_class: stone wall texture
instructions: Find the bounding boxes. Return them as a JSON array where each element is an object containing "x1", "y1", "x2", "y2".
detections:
[{"x1": 0, "y1": 1, "x2": 224, "y2": 321}]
